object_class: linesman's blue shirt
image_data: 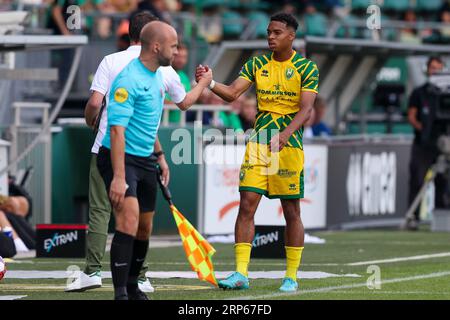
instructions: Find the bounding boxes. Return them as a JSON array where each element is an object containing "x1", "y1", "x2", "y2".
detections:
[{"x1": 102, "y1": 58, "x2": 164, "y2": 157}]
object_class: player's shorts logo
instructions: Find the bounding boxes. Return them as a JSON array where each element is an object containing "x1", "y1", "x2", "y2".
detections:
[
  {"x1": 114, "y1": 87, "x2": 128, "y2": 103},
  {"x1": 239, "y1": 169, "x2": 246, "y2": 181},
  {"x1": 285, "y1": 67, "x2": 295, "y2": 80}
]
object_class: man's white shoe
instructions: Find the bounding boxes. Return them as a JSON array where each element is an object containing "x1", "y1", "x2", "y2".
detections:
[
  {"x1": 138, "y1": 278, "x2": 155, "y2": 293},
  {"x1": 65, "y1": 271, "x2": 102, "y2": 292}
]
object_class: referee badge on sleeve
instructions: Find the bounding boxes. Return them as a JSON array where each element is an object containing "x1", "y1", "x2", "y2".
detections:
[{"x1": 114, "y1": 87, "x2": 128, "y2": 103}]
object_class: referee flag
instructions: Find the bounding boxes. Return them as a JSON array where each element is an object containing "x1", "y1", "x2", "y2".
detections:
[
  {"x1": 157, "y1": 167, "x2": 218, "y2": 287},
  {"x1": 170, "y1": 204, "x2": 218, "y2": 287}
]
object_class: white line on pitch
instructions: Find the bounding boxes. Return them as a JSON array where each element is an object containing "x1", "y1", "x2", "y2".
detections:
[
  {"x1": 233, "y1": 270, "x2": 450, "y2": 300},
  {"x1": 347, "y1": 252, "x2": 450, "y2": 266}
]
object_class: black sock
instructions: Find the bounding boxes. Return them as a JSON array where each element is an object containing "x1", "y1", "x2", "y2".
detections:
[
  {"x1": 127, "y1": 239, "x2": 149, "y2": 294},
  {"x1": 110, "y1": 230, "x2": 135, "y2": 297}
]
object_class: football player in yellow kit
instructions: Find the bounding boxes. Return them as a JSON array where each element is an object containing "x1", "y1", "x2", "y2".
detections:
[{"x1": 196, "y1": 12, "x2": 319, "y2": 292}]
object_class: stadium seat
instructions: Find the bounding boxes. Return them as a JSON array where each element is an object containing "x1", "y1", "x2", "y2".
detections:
[
  {"x1": 227, "y1": 0, "x2": 241, "y2": 9},
  {"x1": 201, "y1": 0, "x2": 226, "y2": 8},
  {"x1": 222, "y1": 11, "x2": 244, "y2": 39},
  {"x1": 182, "y1": 0, "x2": 225, "y2": 9},
  {"x1": 351, "y1": 0, "x2": 372, "y2": 11},
  {"x1": 383, "y1": 0, "x2": 411, "y2": 12},
  {"x1": 296, "y1": 25, "x2": 305, "y2": 38},
  {"x1": 335, "y1": 14, "x2": 358, "y2": 38},
  {"x1": 247, "y1": 11, "x2": 270, "y2": 39},
  {"x1": 304, "y1": 12, "x2": 328, "y2": 37},
  {"x1": 416, "y1": 0, "x2": 443, "y2": 12},
  {"x1": 239, "y1": 0, "x2": 270, "y2": 10}
]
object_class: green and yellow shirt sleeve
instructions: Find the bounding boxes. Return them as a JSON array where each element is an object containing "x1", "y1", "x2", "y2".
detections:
[
  {"x1": 299, "y1": 60, "x2": 319, "y2": 93},
  {"x1": 239, "y1": 58, "x2": 255, "y2": 83}
]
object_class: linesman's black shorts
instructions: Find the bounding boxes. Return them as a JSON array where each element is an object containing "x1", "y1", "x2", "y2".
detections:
[{"x1": 97, "y1": 146, "x2": 158, "y2": 213}]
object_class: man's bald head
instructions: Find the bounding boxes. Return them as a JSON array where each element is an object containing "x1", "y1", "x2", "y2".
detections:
[
  {"x1": 140, "y1": 21, "x2": 177, "y2": 48},
  {"x1": 140, "y1": 21, "x2": 179, "y2": 67}
]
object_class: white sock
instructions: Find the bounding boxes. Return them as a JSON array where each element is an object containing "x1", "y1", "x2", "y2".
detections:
[{"x1": 14, "y1": 238, "x2": 29, "y2": 252}]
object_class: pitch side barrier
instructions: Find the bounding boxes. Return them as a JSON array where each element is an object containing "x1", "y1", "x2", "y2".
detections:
[{"x1": 196, "y1": 134, "x2": 412, "y2": 233}]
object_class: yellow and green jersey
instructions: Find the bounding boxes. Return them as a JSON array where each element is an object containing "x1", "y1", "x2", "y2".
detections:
[{"x1": 239, "y1": 50, "x2": 319, "y2": 149}]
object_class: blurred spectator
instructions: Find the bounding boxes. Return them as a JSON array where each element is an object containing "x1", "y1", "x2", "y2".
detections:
[
  {"x1": 109, "y1": 0, "x2": 139, "y2": 12},
  {"x1": 281, "y1": 1, "x2": 298, "y2": 15},
  {"x1": 164, "y1": 0, "x2": 182, "y2": 13},
  {"x1": 311, "y1": 95, "x2": 332, "y2": 137},
  {"x1": 46, "y1": 0, "x2": 94, "y2": 88},
  {"x1": 218, "y1": 95, "x2": 245, "y2": 133},
  {"x1": 238, "y1": 95, "x2": 257, "y2": 132},
  {"x1": 406, "y1": 56, "x2": 447, "y2": 230},
  {"x1": 0, "y1": 196, "x2": 29, "y2": 219},
  {"x1": 424, "y1": 5, "x2": 450, "y2": 44},
  {"x1": 116, "y1": 19, "x2": 130, "y2": 50},
  {"x1": 132, "y1": 0, "x2": 171, "y2": 23},
  {"x1": 0, "y1": 194, "x2": 36, "y2": 251},
  {"x1": 399, "y1": 10, "x2": 421, "y2": 44},
  {"x1": 438, "y1": 6, "x2": 450, "y2": 41},
  {"x1": 47, "y1": 0, "x2": 83, "y2": 35},
  {"x1": 93, "y1": 1, "x2": 138, "y2": 39},
  {"x1": 0, "y1": 210, "x2": 29, "y2": 253},
  {"x1": 198, "y1": 4, "x2": 223, "y2": 43},
  {"x1": 167, "y1": 43, "x2": 191, "y2": 123},
  {"x1": 323, "y1": 0, "x2": 344, "y2": 13}
]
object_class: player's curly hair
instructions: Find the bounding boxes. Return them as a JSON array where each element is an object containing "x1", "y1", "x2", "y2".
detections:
[{"x1": 270, "y1": 13, "x2": 298, "y2": 31}]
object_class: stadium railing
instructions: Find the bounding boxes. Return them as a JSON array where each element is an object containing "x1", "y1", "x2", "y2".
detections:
[{"x1": 161, "y1": 104, "x2": 232, "y2": 127}]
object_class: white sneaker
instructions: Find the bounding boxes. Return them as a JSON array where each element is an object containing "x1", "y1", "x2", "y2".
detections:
[
  {"x1": 138, "y1": 278, "x2": 155, "y2": 293},
  {"x1": 65, "y1": 271, "x2": 102, "y2": 292},
  {"x1": 14, "y1": 238, "x2": 29, "y2": 252}
]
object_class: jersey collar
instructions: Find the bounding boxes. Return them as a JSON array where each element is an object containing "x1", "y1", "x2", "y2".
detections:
[
  {"x1": 127, "y1": 45, "x2": 141, "y2": 52},
  {"x1": 271, "y1": 50, "x2": 297, "y2": 63}
]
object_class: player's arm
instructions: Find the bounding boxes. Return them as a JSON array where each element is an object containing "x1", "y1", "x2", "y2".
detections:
[
  {"x1": 270, "y1": 92, "x2": 316, "y2": 152},
  {"x1": 271, "y1": 61, "x2": 319, "y2": 152},
  {"x1": 407, "y1": 88, "x2": 422, "y2": 131},
  {"x1": 195, "y1": 61, "x2": 253, "y2": 102},
  {"x1": 84, "y1": 91, "x2": 105, "y2": 128},
  {"x1": 51, "y1": 1, "x2": 71, "y2": 35},
  {"x1": 154, "y1": 137, "x2": 170, "y2": 186},
  {"x1": 85, "y1": 57, "x2": 110, "y2": 128},
  {"x1": 107, "y1": 83, "x2": 135, "y2": 210},
  {"x1": 176, "y1": 69, "x2": 212, "y2": 110},
  {"x1": 110, "y1": 125, "x2": 127, "y2": 210},
  {"x1": 407, "y1": 107, "x2": 422, "y2": 131},
  {"x1": 209, "y1": 78, "x2": 252, "y2": 103}
]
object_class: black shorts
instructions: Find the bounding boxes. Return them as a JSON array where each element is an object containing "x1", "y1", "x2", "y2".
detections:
[{"x1": 97, "y1": 146, "x2": 158, "y2": 212}]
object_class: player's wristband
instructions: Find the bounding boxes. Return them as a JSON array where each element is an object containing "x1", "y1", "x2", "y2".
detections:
[
  {"x1": 154, "y1": 150, "x2": 165, "y2": 158},
  {"x1": 209, "y1": 80, "x2": 216, "y2": 90}
]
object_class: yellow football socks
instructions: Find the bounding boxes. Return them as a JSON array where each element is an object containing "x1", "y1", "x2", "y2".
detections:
[
  {"x1": 285, "y1": 246, "x2": 304, "y2": 280},
  {"x1": 235, "y1": 243, "x2": 252, "y2": 276}
]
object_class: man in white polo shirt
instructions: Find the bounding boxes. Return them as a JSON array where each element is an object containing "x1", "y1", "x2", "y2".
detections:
[{"x1": 65, "y1": 12, "x2": 212, "y2": 293}]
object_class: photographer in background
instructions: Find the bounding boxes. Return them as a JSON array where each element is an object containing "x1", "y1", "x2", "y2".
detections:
[{"x1": 406, "y1": 56, "x2": 447, "y2": 230}]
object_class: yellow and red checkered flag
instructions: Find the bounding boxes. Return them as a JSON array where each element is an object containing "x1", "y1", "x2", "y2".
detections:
[
  {"x1": 169, "y1": 204, "x2": 218, "y2": 287},
  {"x1": 156, "y1": 167, "x2": 218, "y2": 287}
]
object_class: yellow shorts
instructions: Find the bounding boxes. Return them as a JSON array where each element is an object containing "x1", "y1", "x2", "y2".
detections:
[{"x1": 238, "y1": 141, "x2": 304, "y2": 199}]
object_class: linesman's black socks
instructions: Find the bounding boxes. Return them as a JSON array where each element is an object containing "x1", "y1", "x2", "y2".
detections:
[
  {"x1": 110, "y1": 230, "x2": 135, "y2": 299},
  {"x1": 127, "y1": 239, "x2": 149, "y2": 294}
]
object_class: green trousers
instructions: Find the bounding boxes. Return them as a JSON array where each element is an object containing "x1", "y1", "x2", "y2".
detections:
[{"x1": 84, "y1": 154, "x2": 149, "y2": 279}]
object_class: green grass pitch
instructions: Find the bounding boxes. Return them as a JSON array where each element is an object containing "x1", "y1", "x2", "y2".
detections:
[{"x1": 1, "y1": 229, "x2": 450, "y2": 300}]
